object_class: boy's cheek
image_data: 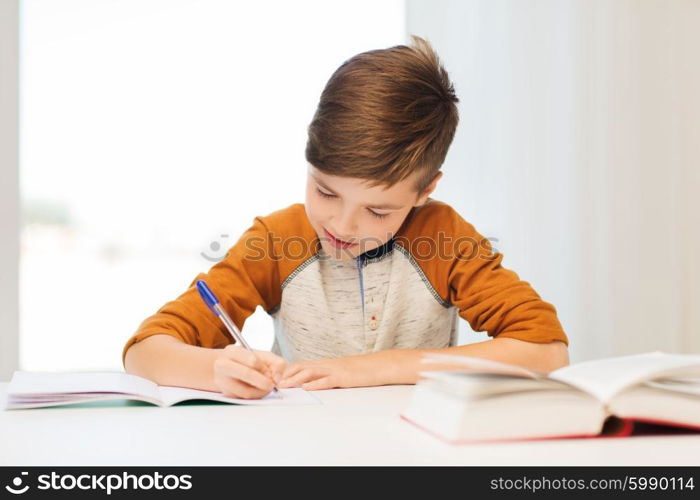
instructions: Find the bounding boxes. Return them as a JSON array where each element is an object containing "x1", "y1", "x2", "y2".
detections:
[{"x1": 306, "y1": 208, "x2": 325, "y2": 233}]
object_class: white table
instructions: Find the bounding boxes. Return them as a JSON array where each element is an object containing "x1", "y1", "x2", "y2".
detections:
[{"x1": 1, "y1": 382, "x2": 699, "y2": 466}]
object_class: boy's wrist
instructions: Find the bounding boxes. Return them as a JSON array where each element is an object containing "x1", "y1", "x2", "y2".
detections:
[
  {"x1": 371, "y1": 348, "x2": 425, "y2": 385},
  {"x1": 370, "y1": 337, "x2": 570, "y2": 386},
  {"x1": 125, "y1": 334, "x2": 222, "y2": 392}
]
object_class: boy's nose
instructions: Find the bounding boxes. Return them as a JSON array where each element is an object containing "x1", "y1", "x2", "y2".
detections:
[{"x1": 332, "y1": 213, "x2": 358, "y2": 241}]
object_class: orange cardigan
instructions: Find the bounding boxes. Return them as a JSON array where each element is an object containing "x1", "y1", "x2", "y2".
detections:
[{"x1": 122, "y1": 199, "x2": 568, "y2": 365}]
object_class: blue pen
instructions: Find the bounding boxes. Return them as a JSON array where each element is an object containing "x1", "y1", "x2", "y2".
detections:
[{"x1": 196, "y1": 279, "x2": 279, "y2": 394}]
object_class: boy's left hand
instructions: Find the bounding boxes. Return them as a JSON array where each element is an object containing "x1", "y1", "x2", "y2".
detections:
[{"x1": 278, "y1": 355, "x2": 384, "y2": 391}]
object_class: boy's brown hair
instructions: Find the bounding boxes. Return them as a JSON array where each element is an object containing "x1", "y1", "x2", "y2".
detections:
[{"x1": 305, "y1": 35, "x2": 459, "y2": 196}]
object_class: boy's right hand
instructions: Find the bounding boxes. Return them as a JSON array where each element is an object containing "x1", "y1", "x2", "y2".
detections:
[{"x1": 213, "y1": 345, "x2": 286, "y2": 399}]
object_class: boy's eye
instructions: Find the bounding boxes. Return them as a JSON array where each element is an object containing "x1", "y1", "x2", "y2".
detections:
[
  {"x1": 316, "y1": 187, "x2": 336, "y2": 199},
  {"x1": 316, "y1": 186, "x2": 389, "y2": 219},
  {"x1": 367, "y1": 209, "x2": 389, "y2": 220}
]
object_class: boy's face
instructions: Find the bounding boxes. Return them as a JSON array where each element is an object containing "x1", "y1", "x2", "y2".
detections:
[{"x1": 305, "y1": 164, "x2": 441, "y2": 261}]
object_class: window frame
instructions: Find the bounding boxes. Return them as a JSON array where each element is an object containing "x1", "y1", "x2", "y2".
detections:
[{"x1": 0, "y1": 0, "x2": 20, "y2": 379}]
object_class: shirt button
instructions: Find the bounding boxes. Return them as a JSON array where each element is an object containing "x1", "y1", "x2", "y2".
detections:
[{"x1": 369, "y1": 315, "x2": 379, "y2": 330}]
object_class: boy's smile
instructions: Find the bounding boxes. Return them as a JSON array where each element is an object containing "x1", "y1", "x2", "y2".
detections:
[
  {"x1": 322, "y1": 227, "x2": 358, "y2": 250},
  {"x1": 304, "y1": 164, "x2": 441, "y2": 261}
]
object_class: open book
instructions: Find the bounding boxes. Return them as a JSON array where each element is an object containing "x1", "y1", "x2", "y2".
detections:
[
  {"x1": 3, "y1": 371, "x2": 321, "y2": 410},
  {"x1": 401, "y1": 351, "x2": 700, "y2": 443}
]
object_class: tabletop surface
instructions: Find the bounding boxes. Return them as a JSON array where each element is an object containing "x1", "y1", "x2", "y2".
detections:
[{"x1": 2, "y1": 382, "x2": 699, "y2": 466}]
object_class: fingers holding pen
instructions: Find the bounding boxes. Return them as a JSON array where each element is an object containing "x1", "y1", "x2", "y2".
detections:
[
  {"x1": 214, "y1": 355, "x2": 275, "y2": 393},
  {"x1": 214, "y1": 372, "x2": 271, "y2": 400},
  {"x1": 197, "y1": 280, "x2": 284, "y2": 398},
  {"x1": 214, "y1": 345, "x2": 287, "y2": 398},
  {"x1": 253, "y1": 350, "x2": 287, "y2": 384}
]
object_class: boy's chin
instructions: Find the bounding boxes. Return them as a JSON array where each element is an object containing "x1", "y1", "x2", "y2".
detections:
[{"x1": 318, "y1": 243, "x2": 359, "y2": 261}]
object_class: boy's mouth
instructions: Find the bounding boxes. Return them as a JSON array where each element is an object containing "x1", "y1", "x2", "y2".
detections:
[{"x1": 323, "y1": 227, "x2": 358, "y2": 249}]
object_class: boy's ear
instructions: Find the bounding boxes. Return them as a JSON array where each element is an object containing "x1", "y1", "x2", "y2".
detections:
[{"x1": 414, "y1": 171, "x2": 443, "y2": 206}]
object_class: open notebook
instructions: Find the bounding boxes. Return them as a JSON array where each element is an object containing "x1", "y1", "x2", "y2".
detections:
[{"x1": 3, "y1": 371, "x2": 321, "y2": 409}]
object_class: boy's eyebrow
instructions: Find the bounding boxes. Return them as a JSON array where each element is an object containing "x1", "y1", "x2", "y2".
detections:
[
  {"x1": 313, "y1": 176, "x2": 404, "y2": 210},
  {"x1": 365, "y1": 202, "x2": 404, "y2": 210},
  {"x1": 313, "y1": 176, "x2": 339, "y2": 195}
]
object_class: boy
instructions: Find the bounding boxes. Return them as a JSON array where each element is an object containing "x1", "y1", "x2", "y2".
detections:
[{"x1": 123, "y1": 36, "x2": 569, "y2": 399}]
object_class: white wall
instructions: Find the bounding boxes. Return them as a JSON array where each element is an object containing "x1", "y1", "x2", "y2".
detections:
[
  {"x1": 0, "y1": 0, "x2": 19, "y2": 380},
  {"x1": 408, "y1": 0, "x2": 700, "y2": 361},
  {"x1": 3, "y1": 0, "x2": 698, "y2": 375}
]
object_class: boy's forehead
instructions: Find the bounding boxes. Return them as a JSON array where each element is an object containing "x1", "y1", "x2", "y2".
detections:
[{"x1": 308, "y1": 166, "x2": 416, "y2": 207}]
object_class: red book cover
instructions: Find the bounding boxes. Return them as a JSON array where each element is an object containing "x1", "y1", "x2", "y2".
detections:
[{"x1": 400, "y1": 414, "x2": 700, "y2": 445}]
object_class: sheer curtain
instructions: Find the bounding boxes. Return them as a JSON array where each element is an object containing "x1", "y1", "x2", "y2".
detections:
[{"x1": 408, "y1": 0, "x2": 700, "y2": 361}]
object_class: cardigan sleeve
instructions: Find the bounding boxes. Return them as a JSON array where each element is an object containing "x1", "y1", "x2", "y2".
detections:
[
  {"x1": 394, "y1": 200, "x2": 569, "y2": 346},
  {"x1": 446, "y1": 215, "x2": 569, "y2": 345}
]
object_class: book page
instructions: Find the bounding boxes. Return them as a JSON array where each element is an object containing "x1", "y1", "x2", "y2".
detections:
[
  {"x1": 157, "y1": 386, "x2": 321, "y2": 406},
  {"x1": 7, "y1": 371, "x2": 161, "y2": 401},
  {"x1": 645, "y1": 377, "x2": 700, "y2": 396},
  {"x1": 420, "y1": 353, "x2": 545, "y2": 379},
  {"x1": 548, "y1": 352, "x2": 700, "y2": 403},
  {"x1": 418, "y1": 370, "x2": 573, "y2": 398}
]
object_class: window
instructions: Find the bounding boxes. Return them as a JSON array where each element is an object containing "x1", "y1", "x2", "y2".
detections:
[{"x1": 20, "y1": 0, "x2": 405, "y2": 371}]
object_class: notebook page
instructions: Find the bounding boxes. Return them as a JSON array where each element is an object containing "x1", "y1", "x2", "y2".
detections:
[
  {"x1": 157, "y1": 386, "x2": 321, "y2": 406},
  {"x1": 7, "y1": 371, "x2": 161, "y2": 401},
  {"x1": 548, "y1": 352, "x2": 700, "y2": 403}
]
